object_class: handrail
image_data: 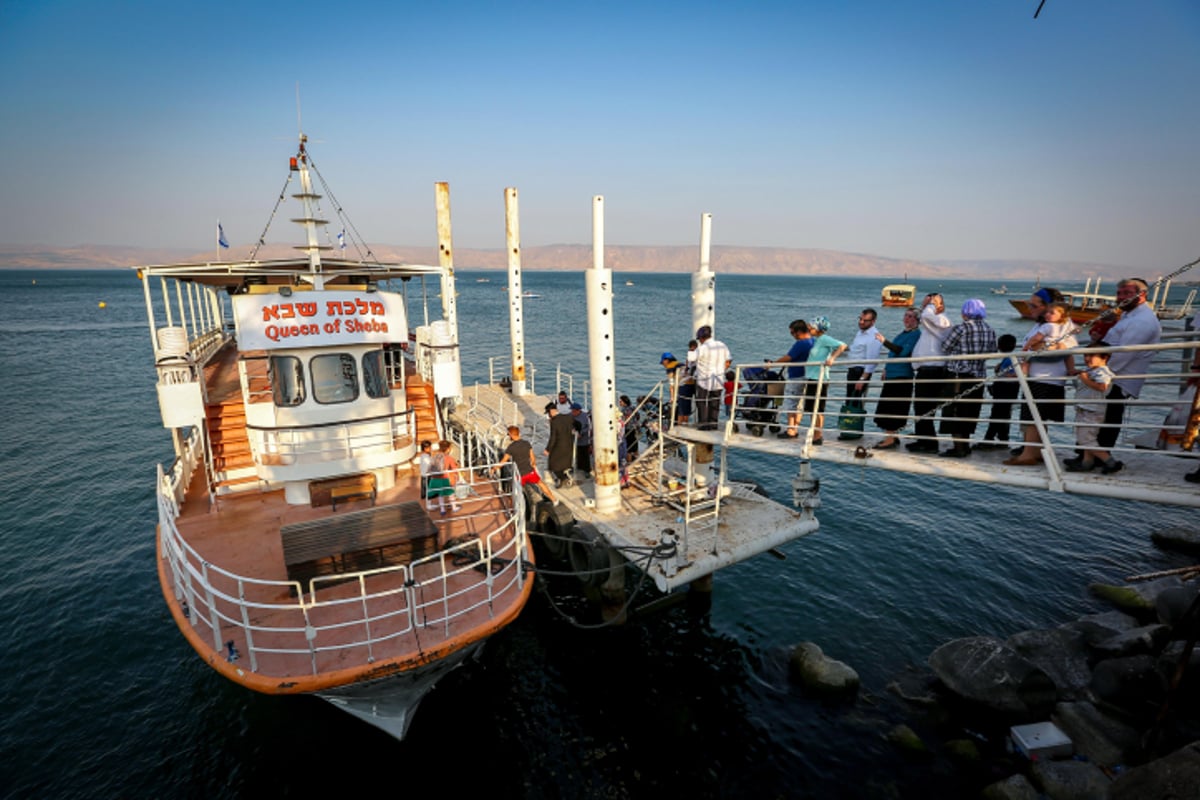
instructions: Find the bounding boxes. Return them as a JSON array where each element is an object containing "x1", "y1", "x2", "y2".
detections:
[
  {"x1": 156, "y1": 456, "x2": 528, "y2": 679},
  {"x1": 245, "y1": 407, "x2": 414, "y2": 432}
]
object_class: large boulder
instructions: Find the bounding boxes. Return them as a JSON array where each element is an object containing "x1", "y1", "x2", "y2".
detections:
[
  {"x1": 1089, "y1": 577, "x2": 1184, "y2": 615},
  {"x1": 788, "y1": 641, "x2": 860, "y2": 696},
  {"x1": 928, "y1": 636, "x2": 1057, "y2": 717},
  {"x1": 1091, "y1": 655, "x2": 1167, "y2": 716},
  {"x1": 1052, "y1": 700, "x2": 1143, "y2": 768},
  {"x1": 1007, "y1": 627, "x2": 1093, "y2": 699},
  {"x1": 1062, "y1": 610, "x2": 1143, "y2": 647},
  {"x1": 1150, "y1": 525, "x2": 1200, "y2": 555},
  {"x1": 1030, "y1": 758, "x2": 1112, "y2": 800},
  {"x1": 1156, "y1": 583, "x2": 1200, "y2": 628},
  {"x1": 1110, "y1": 740, "x2": 1200, "y2": 800},
  {"x1": 1091, "y1": 624, "x2": 1172, "y2": 658}
]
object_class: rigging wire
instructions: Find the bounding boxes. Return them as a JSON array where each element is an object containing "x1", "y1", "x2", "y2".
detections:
[{"x1": 248, "y1": 172, "x2": 295, "y2": 262}]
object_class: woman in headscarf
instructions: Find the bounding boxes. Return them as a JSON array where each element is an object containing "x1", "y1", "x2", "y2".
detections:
[
  {"x1": 800, "y1": 316, "x2": 847, "y2": 445},
  {"x1": 872, "y1": 307, "x2": 921, "y2": 449},
  {"x1": 938, "y1": 298, "x2": 997, "y2": 458},
  {"x1": 1004, "y1": 288, "x2": 1076, "y2": 466}
]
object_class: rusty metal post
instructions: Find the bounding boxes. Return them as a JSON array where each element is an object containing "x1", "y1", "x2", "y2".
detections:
[
  {"x1": 587, "y1": 196, "x2": 620, "y2": 515},
  {"x1": 504, "y1": 188, "x2": 527, "y2": 396}
]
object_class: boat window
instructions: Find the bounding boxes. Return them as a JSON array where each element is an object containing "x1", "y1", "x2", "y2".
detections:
[
  {"x1": 310, "y1": 353, "x2": 359, "y2": 404},
  {"x1": 269, "y1": 356, "x2": 306, "y2": 407},
  {"x1": 362, "y1": 350, "x2": 389, "y2": 399}
]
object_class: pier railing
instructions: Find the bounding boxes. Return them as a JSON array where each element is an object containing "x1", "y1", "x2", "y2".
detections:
[{"x1": 154, "y1": 460, "x2": 530, "y2": 682}]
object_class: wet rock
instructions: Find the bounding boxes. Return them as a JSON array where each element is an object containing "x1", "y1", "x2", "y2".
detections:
[
  {"x1": 1110, "y1": 740, "x2": 1200, "y2": 800},
  {"x1": 885, "y1": 723, "x2": 929, "y2": 756},
  {"x1": 1091, "y1": 624, "x2": 1172, "y2": 658},
  {"x1": 943, "y1": 737, "x2": 980, "y2": 763},
  {"x1": 788, "y1": 641, "x2": 860, "y2": 696},
  {"x1": 1052, "y1": 700, "x2": 1142, "y2": 769},
  {"x1": 1150, "y1": 525, "x2": 1200, "y2": 555},
  {"x1": 1156, "y1": 583, "x2": 1200, "y2": 628},
  {"x1": 1089, "y1": 577, "x2": 1183, "y2": 614},
  {"x1": 928, "y1": 636, "x2": 1057, "y2": 717},
  {"x1": 886, "y1": 668, "x2": 940, "y2": 708},
  {"x1": 1030, "y1": 758, "x2": 1111, "y2": 800},
  {"x1": 1061, "y1": 610, "x2": 1143, "y2": 647},
  {"x1": 1091, "y1": 655, "x2": 1167, "y2": 716},
  {"x1": 1007, "y1": 627, "x2": 1093, "y2": 699},
  {"x1": 981, "y1": 774, "x2": 1039, "y2": 800}
]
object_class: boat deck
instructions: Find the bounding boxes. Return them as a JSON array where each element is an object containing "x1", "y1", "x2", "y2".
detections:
[{"x1": 165, "y1": 460, "x2": 530, "y2": 689}]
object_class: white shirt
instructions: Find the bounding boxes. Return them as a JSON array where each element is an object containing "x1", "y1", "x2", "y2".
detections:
[
  {"x1": 694, "y1": 338, "x2": 730, "y2": 391},
  {"x1": 1104, "y1": 302, "x2": 1161, "y2": 397},
  {"x1": 912, "y1": 305, "x2": 951, "y2": 366},
  {"x1": 848, "y1": 326, "x2": 883, "y2": 375}
]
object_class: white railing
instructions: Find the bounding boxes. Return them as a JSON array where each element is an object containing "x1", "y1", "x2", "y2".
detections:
[
  {"x1": 486, "y1": 356, "x2": 537, "y2": 394},
  {"x1": 245, "y1": 410, "x2": 415, "y2": 466},
  {"x1": 728, "y1": 338, "x2": 1200, "y2": 470},
  {"x1": 156, "y1": 459, "x2": 529, "y2": 679}
]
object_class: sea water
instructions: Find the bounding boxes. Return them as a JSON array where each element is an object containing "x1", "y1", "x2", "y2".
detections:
[{"x1": 1, "y1": 268, "x2": 1193, "y2": 798}]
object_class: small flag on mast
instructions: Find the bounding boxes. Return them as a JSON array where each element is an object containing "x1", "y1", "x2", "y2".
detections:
[
  {"x1": 338, "y1": 229, "x2": 345, "y2": 251},
  {"x1": 218, "y1": 222, "x2": 230, "y2": 249}
]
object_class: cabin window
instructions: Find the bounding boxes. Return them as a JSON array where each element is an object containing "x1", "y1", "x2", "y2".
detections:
[
  {"x1": 310, "y1": 353, "x2": 359, "y2": 404},
  {"x1": 269, "y1": 356, "x2": 306, "y2": 407},
  {"x1": 362, "y1": 351, "x2": 389, "y2": 399}
]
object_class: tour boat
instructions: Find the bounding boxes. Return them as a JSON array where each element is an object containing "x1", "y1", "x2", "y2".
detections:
[
  {"x1": 139, "y1": 134, "x2": 533, "y2": 740},
  {"x1": 881, "y1": 283, "x2": 916, "y2": 307}
]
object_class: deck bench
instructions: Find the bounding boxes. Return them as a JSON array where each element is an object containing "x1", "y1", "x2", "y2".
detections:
[
  {"x1": 309, "y1": 473, "x2": 377, "y2": 510},
  {"x1": 281, "y1": 501, "x2": 439, "y2": 589}
]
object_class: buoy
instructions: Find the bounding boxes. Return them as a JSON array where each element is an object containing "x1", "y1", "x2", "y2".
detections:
[{"x1": 98, "y1": 301, "x2": 107, "y2": 308}]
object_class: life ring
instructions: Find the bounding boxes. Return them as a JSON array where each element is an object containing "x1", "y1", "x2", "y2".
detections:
[
  {"x1": 568, "y1": 522, "x2": 610, "y2": 589},
  {"x1": 534, "y1": 500, "x2": 573, "y2": 559}
]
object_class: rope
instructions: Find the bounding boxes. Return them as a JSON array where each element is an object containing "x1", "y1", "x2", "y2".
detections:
[
  {"x1": 248, "y1": 172, "x2": 294, "y2": 262},
  {"x1": 306, "y1": 153, "x2": 380, "y2": 265}
]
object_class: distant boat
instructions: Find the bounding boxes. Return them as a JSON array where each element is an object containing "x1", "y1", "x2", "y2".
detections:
[
  {"x1": 475, "y1": 278, "x2": 490, "y2": 283},
  {"x1": 522, "y1": 292, "x2": 541, "y2": 299},
  {"x1": 880, "y1": 283, "x2": 916, "y2": 308},
  {"x1": 990, "y1": 285, "x2": 1008, "y2": 295},
  {"x1": 625, "y1": 280, "x2": 634, "y2": 286}
]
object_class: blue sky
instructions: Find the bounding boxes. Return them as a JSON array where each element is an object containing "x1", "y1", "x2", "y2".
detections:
[{"x1": 1, "y1": 0, "x2": 1197, "y2": 272}]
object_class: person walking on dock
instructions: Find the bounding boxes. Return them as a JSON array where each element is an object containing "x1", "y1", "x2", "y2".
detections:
[
  {"x1": 544, "y1": 403, "x2": 576, "y2": 485},
  {"x1": 570, "y1": 403, "x2": 593, "y2": 479},
  {"x1": 500, "y1": 425, "x2": 558, "y2": 505},
  {"x1": 694, "y1": 325, "x2": 731, "y2": 430}
]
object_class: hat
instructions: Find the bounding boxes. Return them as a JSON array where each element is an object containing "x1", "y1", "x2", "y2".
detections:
[
  {"x1": 661, "y1": 351, "x2": 675, "y2": 362},
  {"x1": 696, "y1": 325, "x2": 713, "y2": 339},
  {"x1": 811, "y1": 315, "x2": 830, "y2": 333},
  {"x1": 570, "y1": 402, "x2": 582, "y2": 410},
  {"x1": 961, "y1": 298, "x2": 987, "y2": 319}
]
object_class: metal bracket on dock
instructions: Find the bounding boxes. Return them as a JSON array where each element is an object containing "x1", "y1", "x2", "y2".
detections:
[{"x1": 791, "y1": 460, "x2": 821, "y2": 510}]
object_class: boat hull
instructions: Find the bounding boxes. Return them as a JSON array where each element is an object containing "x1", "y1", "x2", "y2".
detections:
[
  {"x1": 881, "y1": 284, "x2": 916, "y2": 308},
  {"x1": 1007, "y1": 298, "x2": 1113, "y2": 324},
  {"x1": 318, "y1": 641, "x2": 485, "y2": 739}
]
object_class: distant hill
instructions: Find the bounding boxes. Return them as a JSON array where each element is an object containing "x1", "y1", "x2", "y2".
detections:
[{"x1": 0, "y1": 242, "x2": 1138, "y2": 282}]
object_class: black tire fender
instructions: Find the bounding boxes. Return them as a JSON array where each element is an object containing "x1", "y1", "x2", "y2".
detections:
[
  {"x1": 568, "y1": 522, "x2": 609, "y2": 589},
  {"x1": 534, "y1": 500, "x2": 574, "y2": 559}
]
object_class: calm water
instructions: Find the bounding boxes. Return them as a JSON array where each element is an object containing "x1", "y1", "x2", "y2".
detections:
[{"x1": 1, "y1": 268, "x2": 1194, "y2": 798}]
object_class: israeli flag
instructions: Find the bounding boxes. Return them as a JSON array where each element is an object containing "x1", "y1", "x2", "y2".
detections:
[
  {"x1": 338, "y1": 229, "x2": 345, "y2": 250},
  {"x1": 218, "y1": 222, "x2": 230, "y2": 249}
]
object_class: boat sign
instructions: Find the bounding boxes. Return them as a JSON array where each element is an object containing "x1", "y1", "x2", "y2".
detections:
[{"x1": 233, "y1": 290, "x2": 407, "y2": 350}]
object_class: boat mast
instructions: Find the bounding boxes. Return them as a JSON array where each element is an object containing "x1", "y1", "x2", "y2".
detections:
[
  {"x1": 292, "y1": 134, "x2": 327, "y2": 290},
  {"x1": 692, "y1": 213, "x2": 715, "y2": 336}
]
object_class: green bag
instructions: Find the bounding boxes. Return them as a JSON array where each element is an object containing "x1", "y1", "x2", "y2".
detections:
[{"x1": 836, "y1": 401, "x2": 865, "y2": 439}]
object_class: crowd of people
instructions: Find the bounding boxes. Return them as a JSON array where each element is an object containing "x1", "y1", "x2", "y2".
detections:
[{"x1": 749, "y1": 279, "x2": 1182, "y2": 477}]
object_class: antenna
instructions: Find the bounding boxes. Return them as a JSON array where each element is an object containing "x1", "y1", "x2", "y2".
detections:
[{"x1": 295, "y1": 82, "x2": 303, "y2": 138}]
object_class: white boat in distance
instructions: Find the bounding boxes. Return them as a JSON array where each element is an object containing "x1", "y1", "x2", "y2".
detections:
[{"x1": 138, "y1": 134, "x2": 534, "y2": 740}]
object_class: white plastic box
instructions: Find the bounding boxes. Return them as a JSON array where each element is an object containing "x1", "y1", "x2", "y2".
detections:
[{"x1": 1009, "y1": 722, "x2": 1073, "y2": 761}]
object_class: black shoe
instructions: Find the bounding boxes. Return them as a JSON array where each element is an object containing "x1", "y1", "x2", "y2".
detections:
[
  {"x1": 1064, "y1": 459, "x2": 1096, "y2": 473},
  {"x1": 906, "y1": 441, "x2": 937, "y2": 453},
  {"x1": 938, "y1": 446, "x2": 970, "y2": 458},
  {"x1": 1010, "y1": 446, "x2": 1024, "y2": 456},
  {"x1": 1185, "y1": 469, "x2": 1200, "y2": 484},
  {"x1": 1100, "y1": 460, "x2": 1124, "y2": 475}
]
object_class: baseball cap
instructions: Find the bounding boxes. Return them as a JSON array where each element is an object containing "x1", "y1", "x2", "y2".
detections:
[{"x1": 570, "y1": 402, "x2": 582, "y2": 410}]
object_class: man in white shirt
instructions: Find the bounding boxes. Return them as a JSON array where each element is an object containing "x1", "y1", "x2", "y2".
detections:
[
  {"x1": 845, "y1": 308, "x2": 883, "y2": 400},
  {"x1": 694, "y1": 325, "x2": 731, "y2": 430},
  {"x1": 906, "y1": 293, "x2": 952, "y2": 452},
  {"x1": 1092, "y1": 278, "x2": 1161, "y2": 450}
]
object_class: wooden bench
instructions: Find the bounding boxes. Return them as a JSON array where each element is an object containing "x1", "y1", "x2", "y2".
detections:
[
  {"x1": 281, "y1": 501, "x2": 439, "y2": 589},
  {"x1": 309, "y1": 473, "x2": 377, "y2": 511}
]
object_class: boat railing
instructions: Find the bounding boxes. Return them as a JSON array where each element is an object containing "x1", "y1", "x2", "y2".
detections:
[
  {"x1": 244, "y1": 409, "x2": 416, "y2": 466},
  {"x1": 742, "y1": 337, "x2": 1200, "y2": 481},
  {"x1": 155, "y1": 459, "x2": 529, "y2": 679},
  {"x1": 486, "y1": 356, "x2": 538, "y2": 395}
]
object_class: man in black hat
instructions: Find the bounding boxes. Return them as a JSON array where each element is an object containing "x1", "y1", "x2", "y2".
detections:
[
  {"x1": 694, "y1": 324, "x2": 731, "y2": 430},
  {"x1": 543, "y1": 402, "x2": 576, "y2": 485},
  {"x1": 570, "y1": 402, "x2": 593, "y2": 478}
]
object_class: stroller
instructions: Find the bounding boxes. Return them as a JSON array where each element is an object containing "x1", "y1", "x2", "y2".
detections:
[{"x1": 736, "y1": 366, "x2": 784, "y2": 436}]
